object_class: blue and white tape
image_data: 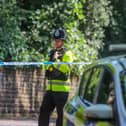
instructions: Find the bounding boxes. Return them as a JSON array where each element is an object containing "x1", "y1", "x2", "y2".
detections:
[{"x1": 0, "y1": 61, "x2": 91, "y2": 66}]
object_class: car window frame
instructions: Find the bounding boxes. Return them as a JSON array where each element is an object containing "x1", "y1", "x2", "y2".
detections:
[
  {"x1": 94, "y1": 66, "x2": 119, "y2": 125},
  {"x1": 78, "y1": 65, "x2": 106, "y2": 104},
  {"x1": 120, "y1": 70, "x2": 126, "y2": 109},
  {"x1": 78, "y1": 68, "x2": 92, "y2": 98},
  {"x1": 94, "y1": 66, "x2": 115, "y2": 104}
]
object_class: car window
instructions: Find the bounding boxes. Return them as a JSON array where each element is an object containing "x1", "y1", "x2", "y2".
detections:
[
  {"x1": 82, "y1": 67, "x2": 104, "y2": 103},
  {"x1": 95, "y1": 68, "x2": 114, "y2": 104},
  {"x1": 95, "y1": 68, "x2": 117, "y2": 126},
  {"x1": 79, "y1": 70, "x2": 92, "y2": 99}
]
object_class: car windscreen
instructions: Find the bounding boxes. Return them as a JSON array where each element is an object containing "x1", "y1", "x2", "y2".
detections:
[{"x1": 120, "y1": 71, "x2": 126, "y2": 107}]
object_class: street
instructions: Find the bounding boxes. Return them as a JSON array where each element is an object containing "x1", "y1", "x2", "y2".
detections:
[{"x1": 0, "y1": 120, "x2": 55, "y2": 126}]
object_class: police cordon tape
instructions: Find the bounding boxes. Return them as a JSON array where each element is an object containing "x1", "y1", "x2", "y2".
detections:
[{"x1": 0, "y1": 61, "x2": 91, "y2": 66}]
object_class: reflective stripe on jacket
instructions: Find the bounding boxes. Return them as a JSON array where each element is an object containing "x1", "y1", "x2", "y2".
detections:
[{"x1": 46, "y1": 80, "x2": 71, "y2": 92}]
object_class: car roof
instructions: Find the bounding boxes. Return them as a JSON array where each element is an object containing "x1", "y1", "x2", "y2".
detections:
[{"x1": 93, "y1": 54, "x2": 126, "y2": 69}]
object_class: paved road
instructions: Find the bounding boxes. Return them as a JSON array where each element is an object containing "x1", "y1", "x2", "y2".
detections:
[{"x1": 0, "y1": 120, "x2": 55, "y2": 126}]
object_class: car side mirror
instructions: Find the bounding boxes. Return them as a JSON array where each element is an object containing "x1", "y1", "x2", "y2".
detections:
[{"x1": 85, "y1": 104, "x2": 113, "y2": 121}]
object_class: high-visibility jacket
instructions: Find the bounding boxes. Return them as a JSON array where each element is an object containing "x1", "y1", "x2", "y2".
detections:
[{"x1": 45, "y1": 48, "x2": 74, "y2": 92}]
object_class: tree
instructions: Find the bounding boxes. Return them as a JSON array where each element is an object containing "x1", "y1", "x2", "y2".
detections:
[
  {"x1": 2, "y1": 0, "x2": 122, "y2": 62},
  {"x1": 82, "y1": 0, "x2": 113, "y2": 58},
  {"x1": 0, "y1": 0, "x2": 27, "y2": 61},
  {"x1": 0, "y1": 0, "x2": 43, "y2": 61},
  {"x1": 17, "y1": 0, "x2": 99, "y2": 62},
  {"x1": 102, "y1": 0, "x2": 126, "y2": 56}
]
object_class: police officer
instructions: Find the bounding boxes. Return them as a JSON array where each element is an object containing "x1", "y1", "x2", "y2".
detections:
[{"x1": 38, "y1": 28, "x2": 74, "y2": 126}]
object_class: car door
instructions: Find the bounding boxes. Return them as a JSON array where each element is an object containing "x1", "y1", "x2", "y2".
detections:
[
  {"x1": 94, "y1": 67, "x2": 118, "y2": 126},
  {"x1": 74, "y1": 66, "x2": 105, "y2": 126},
  {"x1": 63, "y1": 69, "x2": 92, "y2": 126}
]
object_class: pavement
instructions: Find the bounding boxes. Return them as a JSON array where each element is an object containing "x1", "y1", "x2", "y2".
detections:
[{"x1": 0, "y1": 120, "x2": 55, "y2": 126}]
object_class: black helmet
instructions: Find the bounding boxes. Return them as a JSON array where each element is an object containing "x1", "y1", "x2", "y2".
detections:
[{"x1": 53, "y1": 28, "x2": 66, "y2": 40}]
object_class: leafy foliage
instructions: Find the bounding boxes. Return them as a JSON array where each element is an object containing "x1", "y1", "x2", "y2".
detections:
[
  {"x1": 0, "y1": 0, "x2": 125, "y2": 62},
  {"x1": 0, "y1": 1, "x2": 26, "y2": 61},
  {"x1": 0, "y1": 0, "x2": 43, "y2": 61},
  {"x1": 102, "y1": 0, "x2": 126, "y2": 56},
  {"x1": 82, "y1": 0, "x2": 113, "y2": 58},
  {"x1": 17, "y1": 0, "x2": 99, "y2": 62}
]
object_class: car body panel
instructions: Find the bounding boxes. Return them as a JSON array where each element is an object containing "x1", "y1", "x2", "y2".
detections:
[{"x1": 64, "y1": 97, "x2": 112, "y2": 126}]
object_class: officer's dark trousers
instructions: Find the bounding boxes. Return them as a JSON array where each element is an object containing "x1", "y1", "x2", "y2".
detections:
[{"x1": 38, "y1": 91, "x2": 69, "y2": 126}]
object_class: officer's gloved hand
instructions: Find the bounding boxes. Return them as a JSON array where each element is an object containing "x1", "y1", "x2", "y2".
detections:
[{"x1": 53, "y1": 51, "x2": 62, "y2": 61}]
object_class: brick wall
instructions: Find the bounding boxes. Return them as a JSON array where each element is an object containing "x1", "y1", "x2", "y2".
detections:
[{"x1": 0, "y1": 67, "x2": 78, "y2": 119}]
